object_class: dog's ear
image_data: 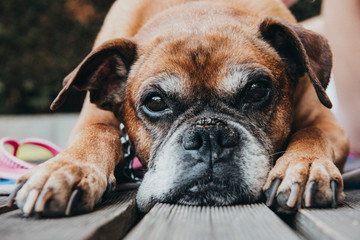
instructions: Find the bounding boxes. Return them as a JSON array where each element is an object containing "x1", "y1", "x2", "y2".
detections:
[
  {"x1": 260, "y1": 17, "x2": 332, "y2": 108},
  {"x1": 50, "y1": 38, "x2": 137, "y2": 111}
]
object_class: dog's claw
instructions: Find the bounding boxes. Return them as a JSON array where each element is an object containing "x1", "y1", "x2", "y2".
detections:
[
  {"x1": 65, "y1": 189, "x2": 83, "y2": 216},
  {"x1": 286, "y1": 183, "x2": 300, "y2": 208},
  {"x1": 102, "y1": 183, "x2": 114, "y2": 202},
  {"x1": 266, "y1": 178, "x2": 281, "y2": 207},
  {"x1": 106, "y1": 182, "x2": 114, "y2": 194},
  {"x1": 330, "y1": 180, "x2": 338, "y2": 208},
  {"x1": 35, "y1": 189, "x2": 53, "y2": 213},
  {"x1": 7, "y1": 181, "x2": 25, "y2": 207},
  {"x1": 23, "y1": 189, "x2": 40, "y2": 217},
  {"x1": 305, "y1": 181, "x2": 317, "y2": 207}
]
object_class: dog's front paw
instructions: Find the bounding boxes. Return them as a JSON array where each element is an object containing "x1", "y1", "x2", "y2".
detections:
[
  {"x1": 8, "y1": 154, "x2": 115, "y2": 217},
  {"x1": 263, "y1": 157, "x2": 344, "y2": 213}
]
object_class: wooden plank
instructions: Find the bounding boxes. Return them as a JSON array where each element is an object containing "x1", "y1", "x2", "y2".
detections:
[
  {"x1": 125, "y1": 203, "x2": 300, "y2": 240},
  {"x1": 0, "y1": 183, "x2": 15, "y2": 196},
  {"x1": 0, "y1": 191, "x2": 137, "y2": 240},
  {"x1": 343, "y1": 189, "x2": 360, "y2": 209},
  {"x1": 0, "y1": 196, "x2": 8, "y2": 206},
  {"x1": 294, "y1": 190, "x2": 360, "y2": 240},
  {"x1": 0, "y1": 196, "x2": 17, "y2": 214}
]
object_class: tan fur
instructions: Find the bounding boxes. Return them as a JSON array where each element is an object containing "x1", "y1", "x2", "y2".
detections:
[{"x1": 15, "y1": 0, "x2": 349, "y2": 216}]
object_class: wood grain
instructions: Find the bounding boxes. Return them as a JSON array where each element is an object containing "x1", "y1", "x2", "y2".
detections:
[
  {"x1": 0, "y1": 196, "x2": 17, "y2": 214},
  {"x1": 294, "y1": 190, "x2": 360, "y2": 240},
  {"x1": 125, "y1": 203, "x2": 301, "y2": 240},
  {"x1": 2, "y1": 188, "x2": 360, "y2": 240},
  {"x1": 0, "y1": 191, "x2": 136, "y2": 240}
]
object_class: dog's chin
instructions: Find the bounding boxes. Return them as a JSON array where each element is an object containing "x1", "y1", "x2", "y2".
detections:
[
  {"x1": 169, "y1": 178, "x2": 258, "y2": 207},
  {"x1": 136, "y1": 176, "x2": 264, "y2": 212},
  {"x1": 176, "y1": 183, "x2": 242, "y2": 206}
]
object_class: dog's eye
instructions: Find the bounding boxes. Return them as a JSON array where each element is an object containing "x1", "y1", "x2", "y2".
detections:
[
  {"x1": 144, "y1": 95, "x2": 168, "y2": 112},
  {"x1": 244, "y1": 81, "x2": 270, "y2": 103}
]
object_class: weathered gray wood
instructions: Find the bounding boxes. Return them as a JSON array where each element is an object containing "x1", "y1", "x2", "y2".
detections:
[
  {"x1": 0, "y1": 196, "x2": 17, "y2": 214},
  {"x1": 0, "y1": 196, "x2": 8, "y2": 205},
  {"x1": 0, "y1": 183, "x2": 15, "y2": 196},
  {"x1": 294, "y1": 190, "x2": 360, "y2": 240},
  {"x1": 125, "y1": 203, "x2": 300, "y2": 240},
  {"x1": 0, "y1": 113, "x2": 78, "y2": 148},
  {"x1": 0, "y1": 191, "x2": 137, "y2": 240},
  {"x1": 343, "y1": 189, "x2": 360, "y2": 209}
]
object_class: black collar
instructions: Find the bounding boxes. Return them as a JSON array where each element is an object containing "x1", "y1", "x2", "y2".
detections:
[{"x1": 119, "y1": 123, "x2": 142, "y2": 183}]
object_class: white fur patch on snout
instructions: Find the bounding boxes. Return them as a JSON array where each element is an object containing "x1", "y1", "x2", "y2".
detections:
[
  {"x1": 136, "y1": 121, "x2": 272, "y2": 212},
  {"x1": 229, "y1": 122, "x2": 271, "y2": 198}
]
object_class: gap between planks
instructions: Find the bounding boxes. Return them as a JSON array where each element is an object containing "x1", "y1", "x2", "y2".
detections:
[
  {"x1": 0, "y1": 196, "x2": 17, "y2": 214},
  {"x1": 293, "y1": 189, "x2": 360, "y2": 240},
  {"x1": 1, "y1": 189, "x2": 359, "y2": 240}
]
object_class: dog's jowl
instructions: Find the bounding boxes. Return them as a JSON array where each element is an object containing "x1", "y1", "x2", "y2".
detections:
[{"x1": 11, "y1": 0, "x2": 349, "y2": 216}]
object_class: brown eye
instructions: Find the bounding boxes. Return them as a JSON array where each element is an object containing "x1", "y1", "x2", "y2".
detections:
[
  {"x1": 145, "y1": 95, "x2": 168, "y2": 112},
  {"x1": 244, "y1": 82, "x2": 270, "y2": 103}
]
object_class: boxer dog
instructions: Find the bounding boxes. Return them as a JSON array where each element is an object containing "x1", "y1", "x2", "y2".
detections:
[{"x1": 9, "y1": 0, "x2": 349, "y2": 216}]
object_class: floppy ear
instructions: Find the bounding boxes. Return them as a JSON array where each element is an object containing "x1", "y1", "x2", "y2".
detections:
[
  {"x1": 260, "y1": 17, "x2": 333, "y2": 108},
  {"x1": 50, "y1": 38, "x2": 137, "y2": 112}
]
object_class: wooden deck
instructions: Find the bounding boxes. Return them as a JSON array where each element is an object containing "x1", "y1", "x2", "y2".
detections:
[{"x1": 1, "y1": 189, "x2": 359, "y2": 240}]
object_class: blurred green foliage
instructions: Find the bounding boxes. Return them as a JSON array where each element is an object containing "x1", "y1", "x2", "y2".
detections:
[
  {"x1": 0, "y1": 0, "x2": 114, "y2": 114},
  {"x1": 0, "y1": 0, "x2": 321, "y2": 114}
]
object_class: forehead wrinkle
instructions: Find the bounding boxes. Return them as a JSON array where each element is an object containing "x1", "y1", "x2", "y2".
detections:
[{"x1": 163, "y1": 37, "x2": 230, "y2": 94}]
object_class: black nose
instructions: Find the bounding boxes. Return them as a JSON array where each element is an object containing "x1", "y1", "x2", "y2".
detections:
[{"x1": 183, "y1": 118, "x2": 239, "y2": 163}]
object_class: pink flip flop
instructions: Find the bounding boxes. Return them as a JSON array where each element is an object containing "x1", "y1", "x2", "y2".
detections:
[{"x1": 0, "y1": 137, "x2": 62, "y2": 179}]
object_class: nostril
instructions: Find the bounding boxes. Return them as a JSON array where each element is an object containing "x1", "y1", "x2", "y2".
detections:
[
  {"x1": 218, "y1": 127, "x2": 239, "y2": 148},
  {"x1": 183, "y1": 129, "x2": 203, "y2": 150}
]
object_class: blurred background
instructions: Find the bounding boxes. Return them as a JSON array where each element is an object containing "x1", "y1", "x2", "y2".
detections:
[
  {"x1": 0, "y1": 0, "x2": 322, "y2": 115},
  {"x1": 0, "y1": 0, "x2": 114, "y2": 114},
  {"x1": 0, "y1": 0, "x2": 323, "y2": 148}
]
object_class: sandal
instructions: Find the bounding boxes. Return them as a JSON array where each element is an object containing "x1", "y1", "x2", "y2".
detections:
[{"x1": 0, "y1": 137, "x2": 62, "y2": 180}]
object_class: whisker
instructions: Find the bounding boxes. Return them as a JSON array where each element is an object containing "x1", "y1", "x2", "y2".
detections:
[
  {"x1": 269, "y1": 150, "x2": 297, "y2": 157},
  {"x1": 269, "y1": 151, "x2": 287, "y2": 157}
]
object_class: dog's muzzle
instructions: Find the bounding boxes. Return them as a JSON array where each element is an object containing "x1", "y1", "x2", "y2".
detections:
[
  {"x1": 182, "y1": 117, "x2": 239, "y2": 165},
  {"x1": 136, "y1": 116, "x2": 269, "y2": 211}
]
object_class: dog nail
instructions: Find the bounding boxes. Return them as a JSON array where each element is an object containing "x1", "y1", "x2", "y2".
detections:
[
  {"x1": 305, "y1": 181, "x2": 317, "y2": 207},
  {"x1": 35, "y1": 189, "x2": 53, "y2": 213},
  {"x1": 101, "y1": 183, "x2": 114, "y2": 202},
  {"x1": 7, "y1": 181, "x2": 25, "y2": 207},
  {"x1": 330, "y1": 181, "x2": 338, "y2": 208},
  {"x1": 23, "y1": 189, "x2": 40, "y2": 217},
  {"x1": 65, "y1": 189, "x2": 83, "y2": 216},
  {"x1": 107, "y1": 182, "x2": 114, "y2": 193},
  {"x1": 266, "y1": 178, "x2": 281, "y2": 207},
  {"x1": 286, "y1": 183, "x2": 300, "y2": 208}
]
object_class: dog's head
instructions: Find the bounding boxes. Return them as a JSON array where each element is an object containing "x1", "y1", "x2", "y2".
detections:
[{"x1": 51, "y1": 6, "x2": 332, "y2": 212}]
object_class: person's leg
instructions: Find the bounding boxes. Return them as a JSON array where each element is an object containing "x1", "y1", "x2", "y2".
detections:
[{"x1": 323, "y1": 0, "x2": 360, "y2": 154}]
